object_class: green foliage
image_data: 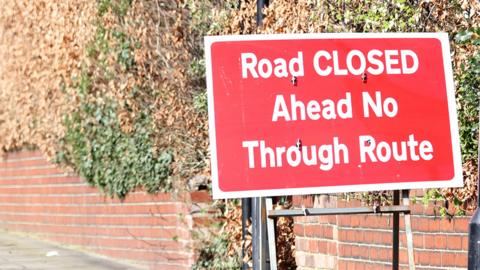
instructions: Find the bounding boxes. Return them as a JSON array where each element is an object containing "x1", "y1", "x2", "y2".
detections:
[
  {"x1": 58, "y1": 0, "x2": 173, "y2": 199},
  {"x1": 98, "y1": 0, "x2": 132, "y2": 17},
  {"x1": 192, "y1": 232, "x2": 241, "y2": 270},
  {"x1": 193, "y1": 91, "x2": 208, "y2": 114},
  {"x1": 59, "y1": 74, "x2": 173, "y2": 199},
  {"x1": 113, "y1": 30, "x2": 136, "y2": 70},
  {"x1": 422, "y1": 189, "x2": 443, "y2": 205},
  {"x1": 455, "y1": 28, "x2": 480, "y2": 162},
  {"x1": 324, "y1": 1, "x2": 420, "y2": 32}
]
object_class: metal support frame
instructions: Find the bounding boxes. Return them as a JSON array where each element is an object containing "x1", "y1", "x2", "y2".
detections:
[
  {"x1": 252, "y1": 198, "x2": 269, "y2": 269},
  {"x1": 393, "y1": 191, "x2": 400, "y2": 270},
  {"x1": 268, "y1": 205, "x2": 410, "y2": 217},
  {"x1": 266, "y1": 191, "x2": 415, "y2": 270},
  {"x1": 266, "y1": 198, "x2": 277, "y2": 270},
  {"x1": 403, "y1": 190, "x2": 416, "y2": 270},
  {"x1": 256, "y1": 0, "x2": 269, "y2": 25},
  {"x1": 241, "y1": 198, "x2": 251, "y2": 270}
]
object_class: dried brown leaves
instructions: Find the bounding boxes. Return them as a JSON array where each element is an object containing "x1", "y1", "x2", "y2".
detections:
[
  {"x1": 123, "y1": 1, "x2": 209, "y2": 180},
  {"x1": 0, "y1": 0, "x2": 210, "y2": 183},
  {"x1": 0, "y1": 1, "x2": 96, "y2": 158}
]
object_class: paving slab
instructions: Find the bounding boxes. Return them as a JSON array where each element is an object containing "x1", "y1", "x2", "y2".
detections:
[{"x1": 0, "y1": 231, "x2": 144, "y2": 270}]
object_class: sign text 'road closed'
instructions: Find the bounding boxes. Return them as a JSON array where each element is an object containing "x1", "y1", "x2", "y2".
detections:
[{"x1": 205, "y1": 33, "x2": 462, "y2": 199}]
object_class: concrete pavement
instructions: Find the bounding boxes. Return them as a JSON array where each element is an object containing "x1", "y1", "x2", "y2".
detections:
[{"x1": 0, "y1": 231, "x2": 144, "y2": 270}]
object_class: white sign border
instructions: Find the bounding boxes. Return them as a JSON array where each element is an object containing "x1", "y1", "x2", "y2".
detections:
[{"x1": 205, "y1": 32, "x2": 463, "y2": 200}]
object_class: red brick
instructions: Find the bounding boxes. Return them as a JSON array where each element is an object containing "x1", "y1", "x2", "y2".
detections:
[
  {"x1": 338, "y1": 260, "x2": 347, "y2": 269},
  {"x1": 307, "y1": 239, "x2": 319, "y2": 252},
  {"x1": 293, "y1": 224, "x2": 305, "y2": 237},
  {"x1": 318, "y1": 240, "x2": 328, "y2": 253},
  {"x1": 339, "y1": 244, "x2": 352, "y2": 257},
  {"x1": 364, "y1": 231, "x2": 374, "y2": 243},
  {"x1": 434, "y1": 235, "x2": 447, "y2": 249},
  {"x1": 304, "y1": 224, "x2": 322, "y2": 237},
  {"x1": 3, "y1": 150, "x2": 44, "y2": 159},
  {"x1": 0, "y1": 167, "x2": 63, "y2": 177},
  {"x1": 0, "y1": 213, "x2": 178, "y2": 227},
  {"x1": 442, "y1": 252, "x2": 456, "y2": 266},
  {"x1": 327, "y1": 215, "x2": 337, "y2": 224},
  {"x1": 399, "y1": 217, "x2": 405, "y2": 230},
  {"x1": 413, "y1": 189, "x2": 425, "y2": 197},
  {"x1": 337, "y1": 200, "x2": 347, "y2": 208},
  {"x1": 454, "y1": 218, "x2": 469, "y2": 233},
  {"x1": 455, "y1": 252, "x2": 468, "y2": 267},
  {"x1": 412, "y1": 234, "x2": 424, "y2": 249},
  {"x1": 370, "y1": 247, "x2": 390, "y2": 262},
  {"x1": 354, "y1": 262, "x2": 366, "y2": 270},
  {"x1": 417, "y1": 250, "x2": 430, "y2": 265},
  {"x1": 424, "y1": 201, "x2": 441, "y2": 216},
  {"x1": 346, "y1": 230, "x2": 356, "y2": 241},
  {"x1": 304, "y1": 253, "x2": 315, "y2": 268},
  {"x1": 429, "y1": 250, "x2": 442, "y2": 266},
  {"x1": 351, "y1": 215, "x2": 361, "y2": 227},
  {"x1": 338, "y1": 230, "x2": 348, "y2": 241},
  {"x1": 192, "y1": 216, "x2": 216, "y2": 227},
  {"x1": 438, "y1": 218, "x2": 455, "y2": 232},
  {"x1": 317, "y1": 215, "x2": 330, "y2": 224},
  {"x1": 381, "y1": 231, "x2": 392, "y2": 245},
  {"x1": 338, "y1": 215, "x2": 351, "y2": 227},
  {"x1": 4, "y1": 223, "x2": 191, "y2": 239},
  {"x1": 428, "y1": 218, "x2": 441, "y2": 231},
  {"x1": 348, "y1": 200, "x2": 362, "y2": 207},
  {"x1": 412, "y1": 217, "x2": 430, "y2": 232},
  {"x1": 323, "y1": 226, "x2": 333, "y2": 238},
  {"x1": 0, "y1": 203, "x2": 184, "y2": 215},
  {"x1": 400, "y1": 233, "x2": 407, "y2": 246},
  {"x1": 327, "y1": 241, "x2": 337, "y2": 255},
  {"x1": 189, "y1": 191, "x2": 211, "y2": 203},
  {"x1": 292, "y1": 195, "x2": 302, "y2": 206},
  {"x1": 295, "y1": 237, "x2": 306, "y2": 251},
  {"x1": 368, "y1": 215, "x2": 389, "y2": 229},
  {"x1": 411, "y1": 204, "x2": 425, "y2": 215},
  {"x1": 424, "y1": 234, "x2": 435, "y2": 249},
  {"x1": 447, "y1": 235, "x2": 463, "y2": 250},
  {"x1": 462, "y1": 235, "x2": 469, "y2": 250},
  {"x1": 0, "y1": 158, "x2": 50, "y2": 168},
  {"x1": 351, "y1": 245, "x2": 363, "y2": 258},
  {"x1": 302, "y1": 195, "x2": 314, "y2": 208}
]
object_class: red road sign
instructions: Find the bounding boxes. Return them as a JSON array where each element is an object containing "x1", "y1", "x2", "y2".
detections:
[{"x1": 205, "y1": 33, "x2": 462, "y2": 199}]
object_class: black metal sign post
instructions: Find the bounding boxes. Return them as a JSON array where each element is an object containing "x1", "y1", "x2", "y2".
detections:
[
  {"x1": 249, "y1": 2, "x2": 271, "y2": 269},
  {"x1": 241, "y1": 198, "x2": 251, "y2": 270},
  {"x1": 393, "y1": 190, "x2": 400, "y2": 270}
]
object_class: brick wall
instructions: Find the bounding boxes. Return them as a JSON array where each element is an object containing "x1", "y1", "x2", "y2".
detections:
[
  {"x1": 2, "y1": 150, "x2": 472, "y2": 269},
  {"x1": 0, "y1": 150, "x2": 213, "y2": 270},
  {"x1": 293, "y1": 194, "x2": 470, "y2": 270}
]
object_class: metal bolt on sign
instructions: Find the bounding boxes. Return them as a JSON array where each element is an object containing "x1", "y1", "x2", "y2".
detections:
[{"x1": 291, "y1": 76, "x2": 297, "y2": 86}]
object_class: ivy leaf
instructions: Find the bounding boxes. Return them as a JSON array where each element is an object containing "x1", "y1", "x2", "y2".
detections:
[{"x1": 455, "y1": 30, "x2": 473, "y2": 43}]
